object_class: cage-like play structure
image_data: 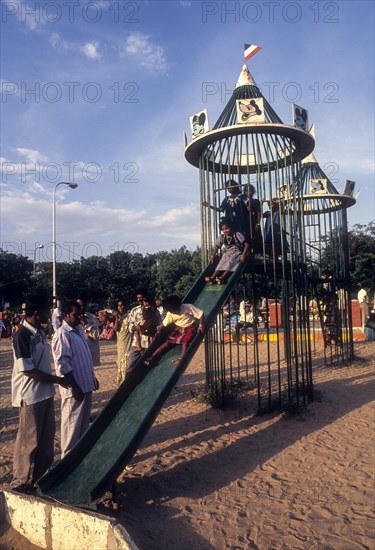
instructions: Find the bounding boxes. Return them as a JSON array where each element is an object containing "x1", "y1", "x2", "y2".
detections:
[{"x1": 185, "y1": 63, "x2": 355, "y2": 410}]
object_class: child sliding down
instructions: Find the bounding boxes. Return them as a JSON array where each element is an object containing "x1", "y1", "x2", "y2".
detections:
[
  {"x1": 205, "y1": 218, "x2": 248, "y2": 285},
  {"x1": 144, "y1": 295, "x2": 204, "y2": 367}
]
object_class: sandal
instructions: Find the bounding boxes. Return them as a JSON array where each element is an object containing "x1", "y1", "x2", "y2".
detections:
[
  {"x1": 204, "y1": 276, "x2": 214, "y2": 285},
  {"x1": 215, "y1": 277, "x2": 227, "y2": 285},
  {"x1": 171, "y1": 357, "x2": 182, "y2": 365},
  {"x1": 144, "y1": 357, "x2": 156, "y2": 367}
]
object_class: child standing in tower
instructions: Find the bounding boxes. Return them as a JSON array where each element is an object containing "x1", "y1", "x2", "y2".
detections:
[{"x1": 203, "y1": 179, "x2": 248, "y2": 236}]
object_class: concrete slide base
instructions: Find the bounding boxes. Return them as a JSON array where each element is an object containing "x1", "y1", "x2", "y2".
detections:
[{"x1": 0, "y1": 490, "x2": 138, "y2": 550}]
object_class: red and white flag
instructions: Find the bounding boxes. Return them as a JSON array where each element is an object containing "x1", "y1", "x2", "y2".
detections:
[{"x1": 244, "y1": 44, "x2": 262, "y2": 62}]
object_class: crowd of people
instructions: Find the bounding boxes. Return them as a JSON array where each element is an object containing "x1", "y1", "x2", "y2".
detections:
[
  {"x1": 7, "y1": 280, "x2": 373, "y2": 494},
  {"x1": 7, "y1": 288, "x2": 206, "y2": 494},
  {"x1": 0, "y1": 308, "x2": 35, "y2": 339}
]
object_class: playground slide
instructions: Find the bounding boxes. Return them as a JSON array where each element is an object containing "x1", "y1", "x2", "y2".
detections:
[{"x1": 37, "y1": 263, "x2": 247, "y2": 507}]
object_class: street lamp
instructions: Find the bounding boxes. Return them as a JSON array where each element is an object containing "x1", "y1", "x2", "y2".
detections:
[
  {"x1": 33, "y1": 244, "x2": 44, "y2": 276},
  {"x1": 52, "y1": 182, "x2": 78, "y2": 302}
]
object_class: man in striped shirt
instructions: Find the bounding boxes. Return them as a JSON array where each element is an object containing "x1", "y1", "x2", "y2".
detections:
[
  {"x1": 11, "y1": 294, "x2": 71, "y2": 492},
  {"x1": 52, "y1": 301, "x2": 98, "y2": 457}
]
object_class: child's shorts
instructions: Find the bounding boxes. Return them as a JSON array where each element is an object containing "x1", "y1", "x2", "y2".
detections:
[{"x1": 167, "y1": 325, "x2": 196, "y2": 345}]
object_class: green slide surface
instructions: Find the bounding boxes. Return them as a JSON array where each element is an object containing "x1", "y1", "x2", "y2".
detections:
[{"x1": 37, "y1": 263, "x2": 246, "y2": 507}]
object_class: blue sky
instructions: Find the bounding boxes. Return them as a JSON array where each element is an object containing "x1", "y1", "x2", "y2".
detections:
[{"x1": 1, "y1": 0, "x2": 374, "y2": 262}]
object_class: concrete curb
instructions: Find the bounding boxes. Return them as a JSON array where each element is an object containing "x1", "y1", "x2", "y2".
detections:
[{"x1": 0, "y1": 490, "x2": 138, "y2": 550}]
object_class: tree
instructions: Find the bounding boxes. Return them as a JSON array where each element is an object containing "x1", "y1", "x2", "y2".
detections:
[
  {"x1": 0, "y1": 250, "x2": 33, "y2": 307},
  {"x1": 154, "y1": 247, "x2": 202, "y2": 298},
  {"x1": 0, "y1": 246, "x2": 204, "y2": 309},
  {"x1": 348, "y1": 222, "x2": 375, "y2": 291}
]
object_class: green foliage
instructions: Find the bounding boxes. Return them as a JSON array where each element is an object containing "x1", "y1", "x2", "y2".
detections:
[
  {"x1": 348, "y1": 222, "x2": 375, "y2": 291},
  {"x1": 0, "y1": 246, "x2": 202, "y2": 308},
  {"x1": 154, "y1": 246, "x2": 202, "y2": 299},
  {"x1": 0, "y1": 250, "x2": 33, "y2": 306},
  {"x1": 2, "y1": 221, "x2": 370, "y2": 309}
]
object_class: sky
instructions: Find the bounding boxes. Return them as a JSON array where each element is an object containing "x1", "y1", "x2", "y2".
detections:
[{"x1": 1, "y1": 0, "x2": 374, "y2": 263}]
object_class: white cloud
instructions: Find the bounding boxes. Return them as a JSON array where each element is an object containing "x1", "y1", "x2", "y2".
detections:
[
  {"x1": 81, "y1": 42, "x2": 102, "y2": 61},
  {"x1": 49, "y1": 32, "x2": 74, "y2": 52},
  {"x1": 50, "y1": 33, "x2": 103, "y2": 61},
  {"x1": 0, "y1": 189, "x2": 200, "y2": 256},
  {"x1": 122, "y1": 32, "x2": 168, "y2": 75},
  {"x1": 143, "y1": 204, "x2": 199, "y2": 235},
  {"x1": 14, "y1": 148, "x2": 49, "y2": 163},
  {"x1": 1, "y1": 149, "x2": 52, "y2": 195}
]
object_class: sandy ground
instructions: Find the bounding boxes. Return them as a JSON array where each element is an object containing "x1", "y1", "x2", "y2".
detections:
[{"x1": 0, "y1": 337, "x2": 374, "y2": 550}]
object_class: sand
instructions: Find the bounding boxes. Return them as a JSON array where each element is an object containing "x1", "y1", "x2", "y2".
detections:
[{"x1": 0, "y1": 337, "x2": 374, "y2": 550}]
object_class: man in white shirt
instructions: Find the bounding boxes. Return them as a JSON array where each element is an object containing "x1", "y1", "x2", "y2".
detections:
[
  {"x1": 127, "y1": 289, "x2": 160, "y2": 374},
  {"x1": 357, "y1": 287, "x2": 370, "y2": 328},
  {"x1": 76, "y1": 296, "x2": 101, "y2": 366},
  {"x1": 52, "y1": 301, "x2": 98, "y2": 457},
  {"x1": 51, "y1": 300, "x2": 62, "y2": 332}
]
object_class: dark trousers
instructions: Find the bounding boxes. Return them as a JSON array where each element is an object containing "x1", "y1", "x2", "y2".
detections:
[
  {"x1": 360, "y1": 302, "x2": 370, "y2": 328},
  {"x1": 12, "y1": 397, "x2": 55, "y2": 487},
  {"x1": 126, "y1": 346, "x2": 146, "y2": 375}
]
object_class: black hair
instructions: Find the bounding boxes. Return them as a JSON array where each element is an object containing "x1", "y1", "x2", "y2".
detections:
[
  {"x1": 219, "y1": 218, "x2": 234, "y2": 230},
  {"x1": 162, "y1": 295, "x2": 182, "y2": 313},
  {"x1": 24, "y1": 294, "x2": 51, "y2": 317},
  {"x1": 61, "y1": 301, "x2": 81, "y2": 317},
  {"x1": 135, "y1": 288, "x2": 148, "y2": 297},
  {"x1": 142, "y1": 295, "x2": 156, "y2": 308},
  {"x1": 244, "y1": 184, "x2": 256, "y2": 195},
  {"x1": 225, "y1": 179, "x2": 238, "y2": 188}
]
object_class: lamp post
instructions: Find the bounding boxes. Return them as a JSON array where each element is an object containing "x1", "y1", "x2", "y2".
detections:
[
  {"x1": 33, "y1": 244, "x2": 44, "y2": 276},
  {"x1": 52, "y1": 182, "x2": 78, "y2": 302}
]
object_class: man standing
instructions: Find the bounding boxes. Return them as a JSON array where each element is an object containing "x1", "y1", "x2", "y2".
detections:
[
  {"x1": 127, "y1": 289, "x2": 159, "y2": 374},
  {"x1": 357, "y1": 287, "x2": 370, "y2": 328},
  {"x1": 127, "y1": 290, "x2": 147, "y2": 374},
  {"x1": 51, "y1": 298, "x2": 62, "y2": 333},
  {"x1": 52, "y1": 301, "x2": 98, "y2": 458},
  {"x1": 76, "y1": 295, "x2": 101, "y2": 367},
  {"x1": 11, "y1": 295, "x2": 70, "y2": 492}
]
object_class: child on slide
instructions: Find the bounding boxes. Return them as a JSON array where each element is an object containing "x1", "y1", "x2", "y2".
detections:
[
  {"x1": 205, "y1": 218, "x2": 249, "y2": 285},
  {"x1": 144, "y1": 295, "x2": 204, "y2": 367}
]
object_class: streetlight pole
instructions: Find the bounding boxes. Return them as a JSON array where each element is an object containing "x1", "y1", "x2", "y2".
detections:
[
  {"x1": 52, "y1": 182, "x2": 78, "y2": 303},
  {"x1": 33, "y1": 244, "x2": 44, "y2": 276}
]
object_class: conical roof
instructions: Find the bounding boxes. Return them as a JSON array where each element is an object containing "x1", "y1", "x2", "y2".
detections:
[
  {"x1": 295, "y1": 153, "x2": 355, "y2": 213},
  {"x1": 185, "y1": 64, "x2": 314, "y2": 172},
  {"x1": 299, "y1": 160, "x2": 341, "y2": 194},
  {"x1": 213, "y1": 65, "x2": 283, "y2": 129}
]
